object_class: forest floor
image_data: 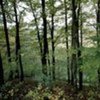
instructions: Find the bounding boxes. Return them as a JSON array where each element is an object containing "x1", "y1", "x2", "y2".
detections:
[{"x1": 0, "y1": 79, "x2": 100, "y2": 100}]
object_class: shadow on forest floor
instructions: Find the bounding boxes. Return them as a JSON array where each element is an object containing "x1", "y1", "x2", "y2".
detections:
[{"x1": 0, "y1": 79, "x2": 100, "y2": 100}]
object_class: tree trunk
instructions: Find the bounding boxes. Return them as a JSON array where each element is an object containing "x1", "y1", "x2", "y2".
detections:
[
  {"x1": 96, "y1": 0, "x2": 100, "y2": 84},
  {"x1": 13, "y1": 1, "x2": 24, "y2": 81},
  {"x1": 50, "y1": 0, "x2": 56, "y2": 80},
  {"x1": 41, "y1": 0, "x2": 49, "y2": 76},
  {"x1": 71, "y1": 0, "x2": 80, "y2": 88},
  {"x1": 0, "y1": 53, "x2": 4, "y2": 86},
  {"x1": 0, "y1": 0, "x2": 11, "y2": 62},
  {"x1": 29, "y1": 0, "x2": 43, "y2": 60},
  {"x1": 29, "y1": 1, "x2": 46, "y2": 78},
  {"x1": 79, "y1": 5, "x2": 83, "y2": 90},
  {"x1": 64, "y1": 0, "x2": 70, "y2": 83},
  {"x1": 71, "y1": 0, "x2": 78, "y2": 86}
]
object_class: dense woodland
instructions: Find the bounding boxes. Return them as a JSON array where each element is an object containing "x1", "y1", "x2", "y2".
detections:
[{"x1": 0, "y1": 0, "x2": 100, "y2": 99}]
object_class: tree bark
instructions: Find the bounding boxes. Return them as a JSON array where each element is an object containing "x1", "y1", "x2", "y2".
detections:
[
  {"x1": 0, "y1": 53, "x2": 4, "y2": 86},
  {"x1": 64, "y1": 0, "x2": 70, "y2": 83},
  {"x1": 71, "y1": 0, "x2": 80, "y2": 88},
  {"x1": 96, "y1": 0, "x2": 100, "y2": 84},
  {"x1": 51, "y1": 0, "x2": 56, "y2": 80},
  {"x1": 41, "y1": 0, "x2": 49, "y2": 76},
  {"x1": 79, "y1": 5, "x2": 83, "y2": 90},
  {"x1": 0, "y1": 0, "x2": 11, "y2": 62},
  {"x1": 13, "y1": 1, "x2": 24, "y2": 81},
  {"x1": 71, "y1": 0, "x2": 78, "y2": 86},
  {"x1": 29, "y1": 0, "x2": 43, "y2": 67}
]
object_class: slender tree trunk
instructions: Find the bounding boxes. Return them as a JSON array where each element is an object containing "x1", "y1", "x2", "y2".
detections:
[
  {"x1": 29, "y1": 1, "x2": 47, "y2": 79},
  {"x1": 64, "y1": 0, "x2": 70, "y2": 83},
  {"x1": 41, "y1": 0, "x2": 49, "y2": 76},
  {"x1": 71, "y1": 0, "x2": 78, "y2": 86},
  {"x1": 29, "y1": 0, "x2": 43, "y2": 59},
  {"x1": 51, "y1": 13, "x2": 55, "y2": 80},
  {"x1": 0, "y1": 0, "x2": 11, "y2": 62},
  {"x1": 71, "y1": 0, "x2": 80, "y2": 88},
  {"x1": 0, "y1": 53, "x2": 4, "y2": 86},
  {"x1": 50, "y1": 0, "x2": 56, "y2": 80},
  {"x1": 30, "y1": 0, "x2": 50, "y2": 80},
  {"x1": 79, "y1": 5, "x2": 83, "y2": 90},
  {"x1": 96, "y1": 0, "x2": 100, "y2": 84},
  {"x1": 13, "y1": 1, "x2": 24, "y2": 81}
]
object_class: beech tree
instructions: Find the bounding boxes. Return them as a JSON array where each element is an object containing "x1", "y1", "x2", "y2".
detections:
[
  {"x1": 64, "y1": 0, "x2": 70, "y2": 83},
  {"x1": 41, "y1": 0, "x2": 49, "y2": 77},
  {"x1": 13, "y1": 0, "x2": 24, "y2": 81},
  {"x1": 70, "y1": 0, "x2": 81, "y2": 88},
  {"x1": 49, "y1": 0, "x2": 56, "y2": 80},
  {"x1": 78, "y1": 3, "x2": 83, "y2": 90},
  {"x1": 0, "y1": 0, "x2": 11, "y2": 62},
  {"x1": 28, "y1": 0, "x2": 43, "y2": 73},
  {"x1": 0, "y1": 52, "x2": 4, "y2": 86},
  {"x1": 96, "y1": 0, "x2": 100, "y2": 84}
]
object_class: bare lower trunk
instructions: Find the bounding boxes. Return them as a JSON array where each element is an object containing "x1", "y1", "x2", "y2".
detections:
[
  {"x1": 13, "y1": 1, "x2": 24, "y2": 81},
  {"x1": 96, "y1": 0, "x2": 100, "y2": 84},
  {"x1": 79, "y1": 5, "x2": 83, "y2": 90},
  {"x1": 0, "y1": 0, "x2": 11, "y2": 62},
  {"x1": 41, "y1": 0, "x2": 49, "y2": 78},
  {"x1": 51, "y1": 8, "x2": 55, "y2": 80},
  {"x1": 0, "y1": 53, "x2": 4, "y2": 86},
  {"x1": 64, "y1": 0, "x2": 70, "y2": 83}
]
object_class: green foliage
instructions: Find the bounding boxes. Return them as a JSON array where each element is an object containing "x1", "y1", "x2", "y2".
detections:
[{"x1": 0, "y1": 0, "x2": 100, "y2": 93}]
